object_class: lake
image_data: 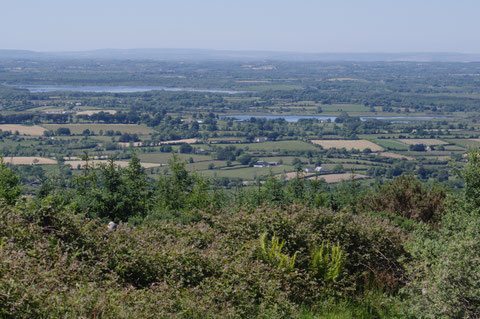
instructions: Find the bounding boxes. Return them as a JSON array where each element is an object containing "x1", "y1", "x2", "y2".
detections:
[
  {"x1": 11, "y1": 85, "x2": 244, "y2": 94},
  {"x1": 221, "y1": 114, "x2": 441, "y2": 122}
]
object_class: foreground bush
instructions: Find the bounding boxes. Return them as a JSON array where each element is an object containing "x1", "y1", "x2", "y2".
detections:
[
  {"x1": 0, "y1": 199, "x2": 407, "y2": 318},
  {"x1": 401, "y1": 150, "x2": 480, "y2": 318},
  {"x1": 402, "y1": 210, "x2": 480, "y2": 318}
]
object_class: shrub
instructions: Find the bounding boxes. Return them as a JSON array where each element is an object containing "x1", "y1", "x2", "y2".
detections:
[
  {"x1": 213, "y1": 204, "x2": 408, "y2": 297},
  {"x1": 401, "y1": 149, "x2": 480, "y2": 318},
  {"x1": 409, "y1": 144, "x2": 426, "y2": 152},
  {"x1": 0, "y1": 199, "x2": 408, "y2": 318},
  {"x1": 359, "y1": 174, "x2": 446, "y2": 222},
  {"x1": 402, "y1": 211, "x2": 480, "y2": 318},
  {"x1": 56, "y1": 127, "x2": 71, "y2": 136}
]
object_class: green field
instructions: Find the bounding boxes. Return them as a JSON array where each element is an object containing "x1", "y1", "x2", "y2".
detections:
[
  {"x1": 319, "y1": 104, "x2": 370, "y2": 112},
  {"x1": 244, "y1": 84, "x2": 302, "y2": 91},
  {"x1": 186, "y1": 160, "x2": 228, "y2": 171},
  {"x1": 225, "y1": 140, "x2": 319, "y2": 152},
  {"x1": 199, "y1": 164, "x2": 294, "y2": 180},
  {"x1": 445, "y1": 139, "x2": 480, "y2": 149},
  {"x1": 42, "y1": 124, "x2": 155, "y2": 135},
  {"x1": 138, "y1": 153, "x2": 212, "y2": 164},
  {"x1": 257, "y1": 156, "x2": 304, "y2": 165},
  {"x1": 373, "y1": 139, "x2": 409, "y2": 150}
]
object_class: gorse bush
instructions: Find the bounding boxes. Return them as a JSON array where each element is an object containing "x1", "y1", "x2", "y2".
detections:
[{"x1": 359, "y1": 173, "x2": 446, "y2": 222}]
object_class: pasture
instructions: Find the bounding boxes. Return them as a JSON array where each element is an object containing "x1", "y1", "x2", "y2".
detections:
[
  {"x1": 118, "y1": 142, "x2": 143, "y2": 147},
  {"x1": 76, "y1": 110, "x2": 117, "y2": 115},
  {"x1": 200, "y1": 165, "x2": 293, "y2": 180},
  {"x1": 42, "y1": 124, "x2": 155, "y2": 135},
  {"x1": 377, "y1": 152, "x2": 414, "y2": 161},
  {"x1": 311, "y1": 173, "x2": 367, "y2": 183},
  {"x1": 318, "y1": 104, "x2": 370, "y2": 113},
  {"x1": 160, "y1": 138, "x2": 199, "y2": 144},
  {"x1": 138, "y1": 153, "x2": 212, "y2": 164},
  {"x1": 65, "y1": 160, "x2": 162, "y2": 169},
  {"x1": 398, "y1": 139, "x2": 448, "y2": 146},
  {"x1": 232, "y1": 140, "x2": 318, "y2": 152},
  {"x1": 186, "y1": 160, "x2": 228, "y2": 171},
  {"x1": 118, "y1": 139, "x2": 199, "y2": 148},
  {"x1": 4, "y1": 157, "x2": 57, "y2": 165},
  {"x1": 311, "y1": 140, "x2": 383, "y2": 151},
  {"x1": 373, "y1": 139, "x2": 409, "y2": 150},
  {"x1": 455, "y1": 139, "x2": 480, "y2": 148},
  {"x1": 0, "y1": 125, "x2": 47, "y2": 136}
]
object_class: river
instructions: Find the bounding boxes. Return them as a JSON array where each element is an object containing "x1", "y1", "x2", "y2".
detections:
[{"x1": 11, "y1": 85, "x2": 244, "y2": 94}]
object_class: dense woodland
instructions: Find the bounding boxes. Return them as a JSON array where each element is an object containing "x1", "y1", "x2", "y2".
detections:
[{"x1": 0, "y1": 58, "x2": 479, "y2": 318}]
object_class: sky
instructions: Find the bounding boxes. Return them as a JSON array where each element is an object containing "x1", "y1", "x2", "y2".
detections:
[{"x1": 1, "y1": 0, "x2": 479, "y2": 53}]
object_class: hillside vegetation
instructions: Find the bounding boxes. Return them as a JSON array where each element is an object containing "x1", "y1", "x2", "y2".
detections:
[{"x1": 0, "y1": 150, "x2": 479, "y2": 318}]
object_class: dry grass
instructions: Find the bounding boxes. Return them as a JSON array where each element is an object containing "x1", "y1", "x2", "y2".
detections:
[
  {"x1": 311, "y1": 140, "x2": 383, "y2": 151},
  {"x1": 309, "y1": 173, "x2": 367, "y2": 183},
  {"x1": 398, "y1": 139, "x2": 448, "y2": 146},
  {"x1": 279, "y1": 171, "x2": 367, "y2": 183},
  {"x1": 0, "y1": 124, "x2": 47, "y2": 136},
  {"x1": 281, "y1": 171, "x2": 303, "y2": 180},
  {"x1": 76, "y1": 110, "x2": 117, "y2": 116},
  {"x1": 117, "y1": 139, "x2": 198, "y2": 147},
  {"x1": 4, "y1": 157, "x2": 57, "y2": 165},
  {"x1": 159, "y1": 138, "x2": 198, "y2": 144},
  {"x1": 327, "y1": 77, "x2": 365, "y2": 82},
  {"x1": 377, "y1": 152, "x2": 415, "y2": 161},
  {"x1": 235, "y1": 80, "x2": 270, "y2": 83},
  {"x1": 65, "y1": 160, "x2": 162, "y2": 169},
  {"x1": 118, "y1": 142, "x2": 143, "y2": 147}
]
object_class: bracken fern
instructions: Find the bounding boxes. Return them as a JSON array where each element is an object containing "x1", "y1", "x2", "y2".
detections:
[
  {"x1": 258, "y1": 232, "x2": 297, "y2": 272},
  {"x1": 311, "y1": 241, "x2": 346, "y2": 282}
]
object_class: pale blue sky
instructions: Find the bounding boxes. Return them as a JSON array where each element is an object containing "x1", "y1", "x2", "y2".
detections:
[{"x1": 1, "y1": 0, "x2": 479, "y2": 52}]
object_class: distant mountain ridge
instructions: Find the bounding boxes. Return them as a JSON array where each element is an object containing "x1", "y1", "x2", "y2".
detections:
[{"x1": 1, "y1": 48, "x2": 480, "y2": 62}]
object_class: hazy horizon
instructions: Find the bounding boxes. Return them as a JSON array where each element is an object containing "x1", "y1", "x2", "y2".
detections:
[
  {"x1": 2, "y1": 0, "x2": 480, "y2": 53},
  {"x1": 2, "y1": 48, "x2": 480, "y2": 55}
]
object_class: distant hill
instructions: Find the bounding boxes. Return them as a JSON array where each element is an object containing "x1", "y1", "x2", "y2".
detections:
[
  {"x1": 0, "y1": 50, "x2": 48, "y2": 59},
  {"x1": 1, "y1": 48, "x2": 480, "y2": 62}
]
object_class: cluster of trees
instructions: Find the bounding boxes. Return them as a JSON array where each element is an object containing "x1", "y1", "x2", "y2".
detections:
[
  {"x1": 118, "y1": 133, "x2": 140, "y2": 142},
  {"x1": 77, "y1": 110, "x2": 140, "y2": 124},
  {"x1": 0, "y1": 112, "x2": 70, "y2": 124}
]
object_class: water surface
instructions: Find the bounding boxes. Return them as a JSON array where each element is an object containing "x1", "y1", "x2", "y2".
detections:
[{"x1": 12, "y1": 85, "x2": 243, "y2": 94}]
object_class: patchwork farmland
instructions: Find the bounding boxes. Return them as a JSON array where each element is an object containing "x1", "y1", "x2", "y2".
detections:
[{"x1": 311, "y1": 139, "x2": 383, "y2": 151}]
